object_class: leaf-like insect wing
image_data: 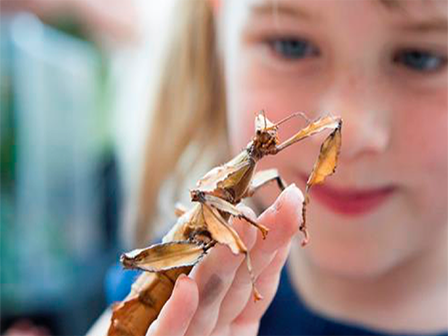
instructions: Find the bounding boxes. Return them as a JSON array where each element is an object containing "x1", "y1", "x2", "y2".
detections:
[
  {"x1": 196, "y1": 153, "x2": 250, "y2": 193},
  {"x1": 120, "y1": 241, "x2": 207, "y2": 272},
  {"x1": 200, "y1": 193, "x2": 269, "y2": 239},
  {"x1": 201, "y1": 193, "x2": 240, "y2": 217},
  {"x1": 202, "y1": 204, "x2": 247, "y2": 255},
  {"x1": 306, "y1": 122, "x2": 342, "y2": 189}
]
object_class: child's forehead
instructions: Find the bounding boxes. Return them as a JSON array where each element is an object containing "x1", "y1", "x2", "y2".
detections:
[
  {"x1": 243, "y1": 0, "x2": 448, "y2": 15},
  {"x1": 242, "y1": 0, "x2": 447, "y2": 23}
]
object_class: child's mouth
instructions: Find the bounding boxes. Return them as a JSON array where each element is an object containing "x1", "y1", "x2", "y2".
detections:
[{"x1": 299, "y1": 174, "x2": 396, "y2": 216}]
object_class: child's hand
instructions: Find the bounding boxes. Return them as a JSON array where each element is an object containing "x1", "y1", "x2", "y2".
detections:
[{"x1": 146, "y1": 184, "x2": 303, "y2": 336}]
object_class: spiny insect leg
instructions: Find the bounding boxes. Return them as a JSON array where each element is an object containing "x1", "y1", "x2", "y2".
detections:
[
  {"x1": 244, "y1": 251, "x2": 263, "y2": 301},
  {"x1": 273, "y1": 115, "x2": 341, "y2": 154},
  {"x1": 243, "y1": 169, "x2": 287, "y2": 198},
  {"x1": 300, "y1": 193, "x2": 310, "y2": 247},
  {"x1": 300, "y1": 124, "x2": 342, "y2": 246},
  {"x1": 274, "y1": 111, "x2": 311, "y2": 128}
]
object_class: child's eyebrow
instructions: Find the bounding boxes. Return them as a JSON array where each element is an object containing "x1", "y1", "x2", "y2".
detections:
[
  {"x1": 395, "y1": 18, "x2": 448, "y2": 34},
  {"x1": 249, "y1": 1, "x2": 319, "y2": 21}
]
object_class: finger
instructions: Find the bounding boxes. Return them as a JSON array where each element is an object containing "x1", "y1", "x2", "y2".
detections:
[
  {"x1": 147, "y1": 274, "x2": 198, "y2": 336},
  {"x1": 235, "y1": 242, "x2": 292, "y2": 325},
  {"x1": 211, "y1": 320, "x2": 260, "y2": 336},
  {"x1": 214, "y1": 184, "x2": 302, "y2": 326},
  {"x1": 242, "y1": 183, "x2": 302, "y2": 278},
  {"x1": 184, "y1": 212, "x2": 257, "y2": 336},
  {"x1": 214, "y1": 242, "x2": 292, "y2": 331},
  {"x1": 254, "y1": 183, "x2": 303, "y2": 254}
]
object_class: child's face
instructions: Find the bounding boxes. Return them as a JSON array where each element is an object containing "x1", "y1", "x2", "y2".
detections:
[{"x1": 219, "y1": 0, "x2": 447, "y2": 277}]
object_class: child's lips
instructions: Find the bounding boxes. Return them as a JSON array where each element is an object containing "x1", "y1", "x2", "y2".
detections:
[{"x1": 299, "y1": 174, "x2": 397, "y2": 216}]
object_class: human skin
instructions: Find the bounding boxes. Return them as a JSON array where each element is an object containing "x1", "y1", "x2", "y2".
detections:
[{"x1": 221, "y1": 0, "x2": 448, "y2": 333}]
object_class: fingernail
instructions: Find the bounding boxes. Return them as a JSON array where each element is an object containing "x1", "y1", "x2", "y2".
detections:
[
  {"x1": 176, "y1": 274, "x2": 187, "y2": 288},
  {"x1": 273, "y1": 183, "x2": 304, "y2": 212}
]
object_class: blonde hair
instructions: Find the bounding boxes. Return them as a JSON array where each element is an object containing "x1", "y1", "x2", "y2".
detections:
[{"x1": 128, "y1": 0, "x2": 227, "y2": 247}]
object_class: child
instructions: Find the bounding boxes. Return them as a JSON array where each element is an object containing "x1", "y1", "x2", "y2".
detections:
[{"x1": 89, "y1": 0, "x2": 448, "y2": 335}]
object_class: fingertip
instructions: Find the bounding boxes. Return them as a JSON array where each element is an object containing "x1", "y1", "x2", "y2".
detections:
[
  {"x1": 236, "y1": 203, "x2": 257, "y2": 221},
  {"x1": 263, "y1": 184, "x2": 303, "y2": 222},
  {"x1": 256, "y1": 184, "x2": 303, "y2": 251},
  {"x1": 275, "y1": 183, "x2": 304, "y2": 211},
  {"x1": 176, "y1": 275, "x2": 199, "y2": 310},
  {"x1": 148, "y1": 274, "x2": 199, "y2": 336}
]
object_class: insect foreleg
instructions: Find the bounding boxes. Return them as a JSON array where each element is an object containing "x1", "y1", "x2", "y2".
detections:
[
  {"x1": 243, "y1": 169, "x2": 287, "y2": 198},
  {"x1": 300, "y1": 194, "x2": 310, "y2": 247},
  {"x1": 273, "y1": 115, "x2": 341, "y2": 154},
  {"x1": 300, "y1": 124, "x2": 342, "y2": 246}
]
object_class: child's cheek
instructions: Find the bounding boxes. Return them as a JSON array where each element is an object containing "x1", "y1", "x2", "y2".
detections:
[
  {"x1": 394, "y1": 93, "x2": 447, "y2": 178},
  {"x1": 392, "y1": 91, "x2": 448, "y2": 233}
]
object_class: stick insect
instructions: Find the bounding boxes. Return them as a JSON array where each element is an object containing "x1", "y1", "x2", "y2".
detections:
[{"x1": 107, "y1": 111, "x2": 342, "y2": 336}]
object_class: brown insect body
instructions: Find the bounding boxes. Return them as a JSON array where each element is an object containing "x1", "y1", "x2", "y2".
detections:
[{"x1": 108, "y1": 111, "x2": 342, "y2": 336}]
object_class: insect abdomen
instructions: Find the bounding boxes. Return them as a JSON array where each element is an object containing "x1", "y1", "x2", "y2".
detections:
[{"x1": 108, "y1": 267, "x2": 192, "y2": 336}]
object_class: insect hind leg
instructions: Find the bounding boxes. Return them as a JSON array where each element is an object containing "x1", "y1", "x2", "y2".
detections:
[{"x1": 243, "y1": 169, "x2": 287, "y2": 198}]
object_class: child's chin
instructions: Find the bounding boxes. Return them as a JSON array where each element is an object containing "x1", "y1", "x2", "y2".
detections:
[{"x1": 304, "y1": 241, "x2": 402, "y2": 280}]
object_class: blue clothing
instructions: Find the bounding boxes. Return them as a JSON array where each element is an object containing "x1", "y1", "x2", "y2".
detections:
[
  {"x1": 259, "y1": 269, "x2": 448, "y2": 336},
  {"x1": 106, "y1": 265, "x2": 448, "y2": 336}
]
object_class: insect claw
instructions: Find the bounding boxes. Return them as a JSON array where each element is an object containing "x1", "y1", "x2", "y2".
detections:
[
  {"x1": 300, "y1": 226, "x2": 309, "y2": 247},
  {"x1": 260, "y1": 226, "x2": 269, "y2": 240},
  {"x1": 248, "y1": 218, "x2": 269, "y2": 239},
  {"x1": 253, "y1": 287, "x2": 263, "y2": 302}
]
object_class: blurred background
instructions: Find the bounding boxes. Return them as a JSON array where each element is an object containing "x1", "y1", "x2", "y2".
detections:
[{"x1": 0, "y1": 0, "x2": 175, "y2": 334}]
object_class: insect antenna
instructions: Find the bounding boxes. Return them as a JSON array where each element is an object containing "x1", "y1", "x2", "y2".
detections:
[{"x1": 275, "y1": 111, "x2": 311, "y2": 127}]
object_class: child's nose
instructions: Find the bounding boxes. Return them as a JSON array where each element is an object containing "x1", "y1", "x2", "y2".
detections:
[
  {"x1": 339, "y1": 112, "x2": 390, "y2": 162},
  {"x1": 319, "y1": 86, "x2": 391, "y2": 163}
]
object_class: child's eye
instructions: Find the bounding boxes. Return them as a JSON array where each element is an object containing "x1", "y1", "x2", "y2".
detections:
[
  {"x1": 393, "y1": 49, "x2": 447, "y2": 73},
  {"x1": 267, "y1": 38, "x2": 320, "y2": 60}
]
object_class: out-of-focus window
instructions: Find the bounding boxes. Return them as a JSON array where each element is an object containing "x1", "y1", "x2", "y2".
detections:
[
  {"x1": 110, "y1": 0, "x2": 176, "y2": 200},
  {"x1": 0, "y1": 1, "x2": 143, "y2": 333},
  {"x1": 0, "y1": 1, "x2": 176, "y2": 334}
]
